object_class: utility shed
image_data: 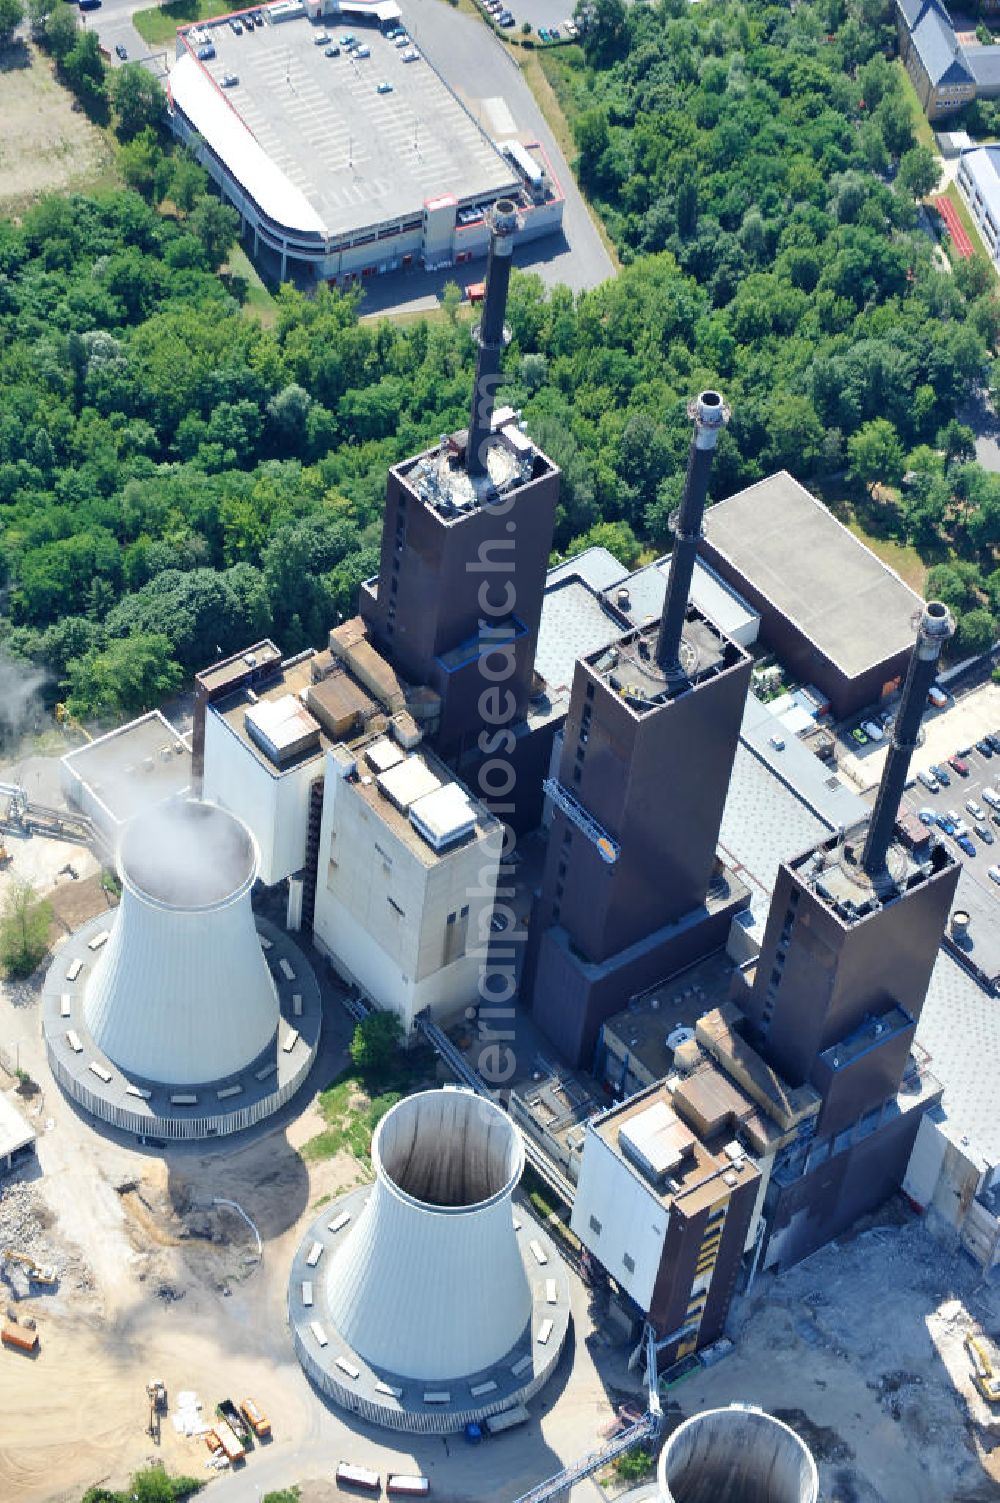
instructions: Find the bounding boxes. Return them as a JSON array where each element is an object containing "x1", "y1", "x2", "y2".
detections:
[
  {"x1": 0, "y1": 1092, "x2": 36, "y2": 1174},
  {"x1": 700, "y1": 472, "x2": 925, "y2": 720}
]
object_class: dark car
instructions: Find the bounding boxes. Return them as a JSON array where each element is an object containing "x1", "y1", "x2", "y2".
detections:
[
  {"x1": 949, "y1": 755, "x2": 970, "y2": 776},
  {"x1": 929, "y1": 763, "x2": 951, "y2": 786},
  {"x1": 989, "y1": 733, "x2": 1000, "y2": 754},
  {"x1": 115, "y1": 42, "x2": 128, "y2": 58},
  {"x1": 229, "y1": 17, "x2": 242, "y2": 32},
  {"x1": 936, "y1": 815, "x2": 956, "y2": 835},
  {"x1": 325, "y1": 43, "x2": 340, "y2": 54},
  {"x1": 977, "y1": 739, "x2": 994, "y2": 758},
  {"x1": 957, "y1": 834, "x2": 976, "y2": 856},
  {"x1": 196, "y1": 43, "x2": 216, "y2": 58}
]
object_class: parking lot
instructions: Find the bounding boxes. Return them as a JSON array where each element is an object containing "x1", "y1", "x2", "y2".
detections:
[
  {"x1": 473, "y1": 0, "x2": 580, "y2": 44},
  {"x1": 897, "y1": 682, "x2": 1000, "y2": 895}
]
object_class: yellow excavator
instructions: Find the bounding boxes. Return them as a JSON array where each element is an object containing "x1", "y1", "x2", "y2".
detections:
[
  {"x1": 2, "y1": 1249, "x2": 57, "y2": 1287},
  {"x1": 965, "y1": 1332, "x2": 1000, "y2": 1403}
]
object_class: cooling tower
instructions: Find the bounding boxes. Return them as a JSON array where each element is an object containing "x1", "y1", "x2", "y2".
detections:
[
  {"x1": 83, "y1": 801, "x2": 278, "y2": 1085},
  {"x1": 658, "y1": 1406, "x2": 819, "y2": 1503},
  {"x1": 325, "y1": 1089, "x2": 531, "y2": 1380}
]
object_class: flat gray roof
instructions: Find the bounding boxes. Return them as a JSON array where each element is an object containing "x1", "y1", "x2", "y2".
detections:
[
  {"x1": 61, "y1": 712, "x2": 191, "y2": 827},
  {"x1": 534, "y1": 577, "x2": 621, "y2": 695},
  {"x1": 701, "y1": 472, "x2": 924, "y2": 679},
  {"x1": 917, "y1": 947, "x2": 1000, "y2": 1164},
  {"x1": 176, "y1": 15, "x2": 516, "y2": 239}
]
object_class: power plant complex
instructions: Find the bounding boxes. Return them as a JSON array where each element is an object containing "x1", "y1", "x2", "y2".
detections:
[{"x1": 39, "y1": 197, "x2": 1000, "y2": 1490}]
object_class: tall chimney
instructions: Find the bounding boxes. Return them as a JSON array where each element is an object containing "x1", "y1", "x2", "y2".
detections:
[
  {"x1": 862, "y1": 600, "x2": 955, "y2": 879},
  {"x1": 655, "y1": 391, "x2": 729, "y2": 674},
  {"x1": 466, "y1": 199, "x2": 519, "y2": 479}
]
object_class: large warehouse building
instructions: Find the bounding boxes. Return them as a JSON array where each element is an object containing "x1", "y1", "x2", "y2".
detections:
[
  {"x1": 166, "y1": 1, "x2": 564, "y2": 285},
  {"x1": 699, "y1": 471, "x2": 926, "y2": 721}
]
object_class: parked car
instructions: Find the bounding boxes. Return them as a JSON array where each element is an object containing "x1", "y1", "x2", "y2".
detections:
[
  {"x1": 936, "y1": 815, "x2": 956, "y2": 835},
  {"x1": 229, "y1": 17, "x2": 242, "y2": 33},
  {"x1": 499, "y1": 12, "x2": 516, "y2": 25},
  {"x1": 929, "y1": 763, "x2": 950, "y2": 786},
  {"x1": 221, "y1": 71, "x2": 238, "y2": 85},
  {"x1": 196, "y1": 44, "x2": 216, "y2": 58},
  {"x1": 340, "y1": 32, "x2": 356, "y2": 44},
  {"x1": 976, "y1": 738, "x2": 994, "y2": 757},
  {"x1": 352, "y1": 43, "x2": 370, "y2": 57},
  {"x1": 314, "y1": 30, "x2": 330, "y2": 43},
  {"x1": 975, "y1": 824, "x2": 995, "y2": 845},
  {"x1": 550, "y1": 24, "x2": 561, "y2": 36},
  {"x1": 377, "y1": 79, "x2": 393, "y2": 92},
  {"x1": 395, "y1": 33, "x2": 410, "y2": 45},
  {"x1": 967, "y1": 799, "x2": 986, "y2": 821},
  {"x1": 850, "y1": 726, "x2": 868, "y2": 745},
  {"x1": 918, "y1": 807, "x2": 937, "y2": 825},
  {"x1": 982, "y1": 787, "x2": 1000, "y2": 809},
  {"x1": 917, "y1": 770, "x2": 939, "y2": 792},
  {"x1": 927, "y1": 685, "x2": 948, "y2": 708},
  {"x1": 538, "y1": 26, "x2": 549, "y2": 38},
  {"x1": 988, "y1": 865, "x2": 1000, "y2": 885},
  {"x1": 325, "y1": 44, "x2": 340, "y2": 55},
  {"x1": 401, "y1": 46, "x2": 420, "y2": 59},
  {"x1": 988, "y1": 733, "x2": 1000, "y2": 754},
  {"x1": 115, "y1": 42, "x2": 128, "y2": 58},
  {"x1": 954, "y1": 820, "x2": 971, "y2": 838},
  {"x1": 957, "y1": 834, "x2": 977, "y2": 856},
  {"x1": 949, "y1": 755, "x2": 970, "y2": 775},
  {"x1": 861, "y1": 719, "x2": 884, "y2": 741}
]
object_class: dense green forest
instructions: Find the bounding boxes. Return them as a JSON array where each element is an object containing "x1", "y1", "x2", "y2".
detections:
[{"x1": 2, "y1": 0, "x2": 1000, "y2": 724}]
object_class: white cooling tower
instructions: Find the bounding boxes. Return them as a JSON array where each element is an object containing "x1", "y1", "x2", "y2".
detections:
[
  {"x1": 325, "y1": 1089, "x2": 532, "y2": 1381},
  {"x1": 83, "y1": 801, "x2": 278, "y2": 1086}
]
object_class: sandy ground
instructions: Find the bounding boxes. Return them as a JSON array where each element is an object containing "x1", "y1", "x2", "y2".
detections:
[
  {"x1": 669, "y1": 1206, "x2": 1000, "y2": 1503},
  {"x1": 0, "y1": 43, "x2": 117, "y2": 214}
]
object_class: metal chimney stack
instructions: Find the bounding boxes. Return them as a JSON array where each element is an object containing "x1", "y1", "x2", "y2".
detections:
[
  {"x1": 862, "y1": 600, "x2": 955, "y2": 879},
  {"x1": 466, "y1": 199, "x2": 519, "y2": 479},
  {"x1": 655, "y1": 391, "x2": 730, "y2": 675}
]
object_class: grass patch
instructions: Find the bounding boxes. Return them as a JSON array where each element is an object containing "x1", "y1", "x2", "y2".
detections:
[
  {"x1": 894, "y1": 59, "x2": 938, "y2": 153},
  {"x1": 844, "y1": 521, "x2": 930, "y2": 593},
  {"x1": 301, "y1": 1043, "x2": 436, "y2": 1164},
  {"x1": 0, "y1": 43, "x2": 119, "y2": 215},
  {"x1": 225, "y1": 244, "x2": 278, "y2": 324},
  {"x1": 133, "y1": 0, "x2": 225, "y2": 47}
]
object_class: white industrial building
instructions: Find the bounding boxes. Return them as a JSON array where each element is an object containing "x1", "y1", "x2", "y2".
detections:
[
  {"x1": 313, "y1": 740, "x2": 503, "y2": 1033},
  {"x1": 61, "y1": 711, "x2": 192, "y2": 854},
  {"x1": 0, "y1": 1091, "x2": 36, "y2": 1175},
  {"x1": 199, "y1": 627, "x2": 503, "y2": 1034},
  {"x1": 957, "y1": 145, "x2": 1000, "y2": 262},
  {"x1": 166, "y1": 5, "x2": 564, "y2": 287},
  {"x1": 202, "y1": 672, "x2": 324, "y2": 887}
]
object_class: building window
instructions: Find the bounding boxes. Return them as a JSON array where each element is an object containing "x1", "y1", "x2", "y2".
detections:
[
  {"x1": 572, "y1": 766, "x2": 581, "y2": 784},
  {"x1": 562, "y1": 826, "x2": 572, "y2": 846},
  {"x1": 589, "y1": 1214, "x2": 602, "y2": 1236},
  {"x1": 555, "y1": 881, "x2": 564, "y2": 900},
  {"x1": 557, "y1": 860, "x2": 567, "y2": 880},
  {"x1": 447, "y1": 911, "x2": 455, "y2": 924},
  {"x1": 585, "y1": 682, "x2": 595, "y2": 701},
  {"x1": 622, "y1": 1252, "x2": 635, "y2": 1274},
  {"x1": 460, "y1": 904, "x2": 469, "y2": 917}
]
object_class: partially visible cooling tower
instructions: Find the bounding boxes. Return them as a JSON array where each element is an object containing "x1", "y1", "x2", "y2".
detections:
[
  {"x1": 658, "y1": 1406, "x2": 819, "y2": 1503},
  {"x1": 83, "y1": 801, "x2": 278, "y2": 1086},
  {"x1": 324, "y1": 1089, "x2": 531, "y2": 1381}
]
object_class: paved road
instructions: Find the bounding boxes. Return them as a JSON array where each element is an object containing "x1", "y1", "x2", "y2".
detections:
[
  {"x1": 959, "y1": 384, "x2": 1000, "y2": 474},
  {"x1": 89, "y1": 0, "x2": 613, "y2": 301}
]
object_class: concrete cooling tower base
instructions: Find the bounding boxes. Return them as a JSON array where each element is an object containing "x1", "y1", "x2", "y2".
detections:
[
  {"x1": 42, "y1": 913, "x2": 321, "y2": 1142},
  {"x1": 287, "y1": 1181, "x2": 571, "y2": 1433}
]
